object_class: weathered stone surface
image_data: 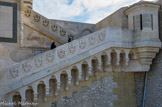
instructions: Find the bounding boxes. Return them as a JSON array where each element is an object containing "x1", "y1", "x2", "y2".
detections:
[
  {"x1": 134, "y1": 73, "x2": 145, "y2": 107},
  {"x1": 56, "y1": 76, "x2": 117, "y2": 107},
  {"x1": 145, "y1": 50, "x2": 162, "y2": 107}
]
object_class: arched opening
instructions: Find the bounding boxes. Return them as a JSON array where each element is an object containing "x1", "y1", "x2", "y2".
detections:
[
  {"x1": 82, "y1": 62, "x2": 89, "y2": 80},
  {"x1": 101, "y1": 54, "x2": 107, "y2": 71},
  {"x1": 49, "y1": 78, "x2": 57, "y2": 96},
  {"x1": 13, "y1": 92, "x2": 21, "y2": 107},
  {"x1": 60, "y1": 71, "x2": 68, "y2": 91},
  {"x1": 71, "y1": 67, "x2": 78, "y2": 85},
  {"x1": 92, "y1": 58, "x2": 99, "y2": 76},
  {"x1": 111, "y1": 51, "x2": 117, "y2": 71},
  {"x1": 26, "y1": 88, "x2": 34, "y2": 106},
  {"x1": 37, "y1": 82, "x2": 45, "y2": 102}
]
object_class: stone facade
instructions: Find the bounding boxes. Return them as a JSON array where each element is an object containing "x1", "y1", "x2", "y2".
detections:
[{"x1": 0, "y1": 0, "x2": 162, "y2": 107}]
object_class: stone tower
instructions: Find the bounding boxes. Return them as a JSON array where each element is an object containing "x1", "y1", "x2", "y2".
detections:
[{"x1": 23, "y1": 0, "x2": 33, "y2": 9}]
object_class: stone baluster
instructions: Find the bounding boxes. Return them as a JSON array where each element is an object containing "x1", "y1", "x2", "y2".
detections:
[
  {"x1": 106, "y1": 49, "x2": 112, "y2": 66},
  {"x1": 115, "y1": 49, "x2": 121, "y2": 66},
  {"x1": 96, "y1": 54, "x2": 102, "y2": 72},
  {"x1": 19, "y1": 88, "x2": 27, "y2": 106},
  {"x1": 55, "y1": 72, "x2": 61, "y2": 96},
  {"x1": 32, "y1": 83, "x2": 39, "y2": 101},
  {"x1": 87, "y1": 59, "x2": 93, "y2": 76},
  {"x1": 76, "y1": 64, "x2": 82, "y2": 80},
  {"x1": 43, "y1": 77, "x2": 51, "y2": 101},
  {"x1": 124, "y1": 49, "x2": 130, "y2": 66},
  {"x1": 66, "y1": 68, "x2": 72, "y2": 85}
]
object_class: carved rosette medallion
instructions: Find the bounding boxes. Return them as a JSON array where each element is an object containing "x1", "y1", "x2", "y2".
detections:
[
  {"x1": 25, "y1": 8, "x2": 31, "y2": 17},
  {"x1": 98, "y1": 31, "x2": 106, "y2": 41},
  {"x1": 9, "y1": 67, "x2": 19, "y2": 79},
  {"x1": 34, "y1": 14, "x2": 40, "y2": 22},
  {"x1": 51, "y1": 25, "x2": 58, "y2": 32},
  {"x1": 43, "y1": 20, "x2": 49, "y2": 27},
  {"x1": 68, "y1": 44, "x2": 76, "y2": 53},
  {"x1": 22, "y1": 63, "x2": 32, "y2": 72},
  {"x1": 89, "y1": 36, "x2": 95, "y2": 45},
  {"x1": 60, "y1": 29, "x2": 66, "y2": 36},
  {"x1": 79, "y1": 39, "x2": 86, "y2": 49},
  {"x1": 57, "y1": 49, "x2": 65, "y2": 58},
  {"x1": 46, "y1": 53, "x2": 54, "y2": 63},
  {"x1": 34, "y1": 58, "x2": 43, "y2": 68}
]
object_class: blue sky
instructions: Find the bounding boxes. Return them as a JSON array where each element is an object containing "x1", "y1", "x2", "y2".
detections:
[{"x1": 33, "y1": 0, "x2": 156, "y2": 24}]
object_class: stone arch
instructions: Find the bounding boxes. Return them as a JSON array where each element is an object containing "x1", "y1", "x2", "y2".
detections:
[
  {"x1": 60, "y1": 70, "x2": 68, "y2": 91},
  {"x1": 71, "y1": 65, "x2": 79, "y2": 85},
  {"x1": 25, "y1": 86, "x2": 34, "y2": 104},
  {"x1": 81, "y1": 28, "x2": 92, "y2": 36},
  {"x1": 101, "y1": 51, "x2": 108, "y2": 70},
  {"x1": 129, "y1": 50, "x2": 136, "y2": 60},
  {"x1": 13, "y1": 92, "x2": 21, "y2": 107},
  {"x1": 111, "y1": 49, "x2": 117, "y2": 70},
  {"x1": 82, "y1": 61, "x2": 89, "y2": 80},
  {"x1": 91, "y1": 56, "x2": 100, "y2": 76},
  {"x1": 49, "y1": 75, "x2": 57, "y2": 96},
  {"x1": 120, "y1": 50, "x2": 126, "y2": 67},
  {"x1": 37, "y1": 81, "x2": 45, "y2": 102}
]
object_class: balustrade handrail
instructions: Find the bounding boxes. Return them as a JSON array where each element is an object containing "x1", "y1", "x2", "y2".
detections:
[
  {"x1": 0, "y1": 27, "x2": 135, "y2": 91},
  {"x1": 24, "y1": 7, "x2": 76, "y2": 44}
]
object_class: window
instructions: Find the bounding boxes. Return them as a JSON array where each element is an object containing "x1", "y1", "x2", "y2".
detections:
[
  {"x1": 134, "y1": 14, "x2": 153, "y2": 31},
  {"x1": 134, "y1": 15, "x2": 141, "y2": 30},
  {"x1": 142, "y1": 14, "x2": 153, "y2": 30}
]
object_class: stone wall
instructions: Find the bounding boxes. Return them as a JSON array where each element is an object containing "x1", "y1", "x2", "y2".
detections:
[
  {"x1": 50, "y1": 19, "x2": 96, "y2": 38},
  {"x1": 134, "y1": 73, "x2": 145, "y2": 107},
  {"x1": 96, "y1": 7, "x2": 128, "y2": 30},
  {"x1": 144, "y1": 6, "x2": 162, "y2": 106},
  {"x1": 37, "y1": 72, "x2": 138, "y2": 107}
]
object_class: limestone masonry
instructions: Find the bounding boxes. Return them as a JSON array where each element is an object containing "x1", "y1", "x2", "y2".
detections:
[{"x1": 0, "y1": 0, "x2": 162, "y2": 107}]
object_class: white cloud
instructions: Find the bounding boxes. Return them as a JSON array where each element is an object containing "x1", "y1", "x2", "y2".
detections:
[{"x1": 33, "y1": 0, "x2": 157, "y2": 24}]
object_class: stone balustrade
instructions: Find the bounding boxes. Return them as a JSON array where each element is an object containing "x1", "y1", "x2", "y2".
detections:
[
  {"x1": 23, "y1": 7, "x2": 76, "y2": 45},
  {"x1": 0, "y1": 26, "x2": 161, "y2": 102}
]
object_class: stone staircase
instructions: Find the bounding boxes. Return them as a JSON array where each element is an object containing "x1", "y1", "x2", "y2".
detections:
[
  {"x1": 0, "y1": 26, "x2": 161, "y2": 106},
  {"x1": 23, "y1": 7, "x2": 76, "y2": 44}
]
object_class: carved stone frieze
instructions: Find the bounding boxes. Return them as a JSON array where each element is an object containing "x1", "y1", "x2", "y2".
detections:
[
  {"x1": 43, "y1": 20, "x2": 49, "y2": 27},
  {"x1": 33, "y1": 14, "x2": 40, "y2": 22},
  {"x1": 79, "y1": 39, "x2": 86, "y2": 49},
  {"x1": 9, "y1": 67, "x2": 19, "y2": 79},
  {"x1": 22, "y1": 63, "x2": 32, "y2": 72},
  {"x1": 58, "y1": 49, "x2": 65, "y2": 58},
  {"x1": 89, "y1": 36, "x2": 95, "y2": 45},
  {"x1": 60, "y1": 29, "x2": 66, "y2": 36},
  {"x1": 51, "y1": 25, "x2": 58, "y2": 32},
  {"x1": 34, "y1": 58, "x2": 43, "y2": 68},
  {"x1": 46, "y1": 53, "x2": 54, "y2": 63},
  {"x1": 98, "y1": 31, "x2": 106, "y2": 41},
  {"x1": 25, "y1": 8, "x2": 31, "y2": 17},
  {"x1": 68, "y1": 44, "x2": 76, "y2": 53}
]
